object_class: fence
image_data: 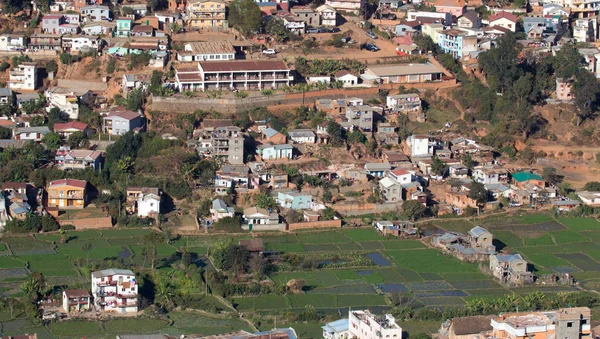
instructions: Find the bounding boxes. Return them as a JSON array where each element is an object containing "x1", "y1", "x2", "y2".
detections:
[
  {"x1": 332, "y1": 203, "x2": 401, "y2": 216},
  {"x1": 287, "y1": 219, "x2": 342, "y2": 231}
]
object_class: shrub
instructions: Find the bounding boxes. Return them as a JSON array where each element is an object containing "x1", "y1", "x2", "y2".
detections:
[
  {"x1": 235, "y1": 91, "x2": 249, "y2": 98},
  {"x1": 0, "y1": 61, "x2": 10, "y2": 72},
  {"x1": 106, "y1": 57, "x2": 116, "y2": 74}
]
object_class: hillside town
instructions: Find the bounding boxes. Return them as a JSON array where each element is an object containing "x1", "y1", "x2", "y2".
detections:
[{"x1": 0, "y1": 0, "x2": 600, "y2": 335}]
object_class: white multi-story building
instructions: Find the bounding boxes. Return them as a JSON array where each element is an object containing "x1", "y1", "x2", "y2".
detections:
[
  {"x1": 0, "y1": 34, "x2": 26, "y2": 52},
  {"x1": 407, "y1": 135, "x2": 431, "y2": 157},
  {"x1": 91, "y1": 269, "x2": 138, "y2": 313},
  {"x1": 573, "y1": 17, "x2": 598, "y2": 42},
  {"x1": 349, "y1": 310, "x2": 403, "y2": 339},
  {"x1": 316, "y1": 4, "x2": 337, "y2": 26},
  {"x1": 8, "y1": 62, "x2": 37, "y2": 90},
  {"x1": 44, "y1": 87, "x2": 92, "y2": 120}
]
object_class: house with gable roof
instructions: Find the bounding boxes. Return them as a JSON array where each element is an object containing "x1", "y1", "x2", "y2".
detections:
[
  {"x1": 102, "y1": 107, "x2": 144, "y2": 135},
  {"x1": 489, "y1": 11, "x2": 517, "y2": 32},
  {"x1": 47, "y1": 179, "x2": 87, "y2": 209}
]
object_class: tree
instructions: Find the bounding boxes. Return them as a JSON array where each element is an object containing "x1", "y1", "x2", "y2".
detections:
[
  {"x1": 321, "y1": 207, "x2": 338, "y2": 220},
  {"x1": 0, "y1": 126, "x2": 11, "y2": 139},
  {"x1": 583, "y1": 181, "x2": 600, "y2": 191},
  {"x1": 266, "y1": 18, "x2": 289, "y2": 43},
  {"x1": 45, "y1": 60, "x2": 58, "y2": 74},
  {"x1": 431, "y1": 155, "x2": 446, "y2": 177},
  {"x1": 402, "y1": 200, "x2": 426, "y2": 221},
  {"x1": 542, "y1": 167, "x2": 561, "y2": 186},
  {"x1": 78, "y1": 104, "x2": 101, "y2": 130},
  {"x1": 326, "y1": 120, "x2": 345, "y2": 146},
  {"x1": 41, "y1": 215, "x2": 59, "y2": 232},
  {"x1": 573, "y1": 70, "x2": 599, "y2": 126},
  {"x1": 478, "y1": 32, "x2": 521, "y2": 93},
  {"x1": 41, "y1": 133, "x2": 62, "y2": 151},
  {"x1": 228, "y1": 0, "x2": 263, "y2": 37},
  {"x1": 468, "y1": 181, "x2": 489, "y2": 206},
  {"x1": 322, "y1": 188, "x2": 333, "y2": 203},
  {"x1": 412, "y1": 34, "x2": 437, "y2": 54},
  {"x1": 47, "y1": 107, "x2": 67, "y2": 129},
  {"x1": 60, "y1": 52, "x2": 78, "y2": 65},
  {"x1": 347, "y1": 130, "x2": 367, "y2": 144},
  {"x1": 553, "y1": 43, "x2": 583, "y2": 79},
  {"x1": 125, "y1": 88, "x2": 144, "y2": 111},
  {"x1": 461, "y1": 154, "x2": 474, "y2": 169},
  {"x1": 144, "y1": 232, "x2": 166, "y2": 270},
  {"x1": 67, "y1": 131, "x2": 86, "y2": 149},
  {"x1": 255, "y1": 192, "x2": 276, "y2": 209},
  {"x1": 248, "y1": 255, "x2": 265, "y2": 279},
  {"x1": 106, "y1": 57, "x2": 116, "y2": 74}
]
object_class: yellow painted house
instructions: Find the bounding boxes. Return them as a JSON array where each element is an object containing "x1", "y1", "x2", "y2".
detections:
[
  {"x1": 187, "y1": 0, "x2": 227, "y2": 28},
  {"x1": 47, "y1": 179, "x2": 87, "y2": 209}
]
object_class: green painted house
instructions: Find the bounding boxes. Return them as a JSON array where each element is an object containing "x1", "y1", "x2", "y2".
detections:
[{"x1": 115, "y1": 19, "x2": 132, "y2": 37}]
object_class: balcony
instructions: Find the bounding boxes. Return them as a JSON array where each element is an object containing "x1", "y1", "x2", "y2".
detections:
[
  {"x1": 50, "y1": 192, "x2": 84, "y2": 199},
  {"x1": 96, "y1": 280, "x2": 118, "y2": 287}
]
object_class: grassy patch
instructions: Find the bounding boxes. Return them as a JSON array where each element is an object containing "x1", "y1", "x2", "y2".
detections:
[
  {"x1": 104, "y1": 318, "x2": 169, "y2": 334},
  {"x1": 361, "y1": 271, "x2": 385, "y2": 284},
  {"x1": 381, "y1": 240, "x2": 425, "y2": 250},
  {"x1": 558, "y1": 218, "x2": 600, "y2": 231},
  {"x1": 386, "y1": 249, "x2": 478, "y2": 273},
  {"x1": 524, "y1": 254, "x2": 573, "y2": 270},
  {"x1": 439, "y1": 272, "x2": 490, "y2": 281},
  {"x1": 358, "y1": 241, "x2": 384, "y2": 250},
  {"x1": 493, "y1": 230, "x2": 524, "y2": 248},
  {"x1": 100, "y1": 229, "x2": 153, "y2": 238},
  {"x1": 288, "y1": 294, "x2": 336, "y2": 308},
  {"x1": 268, "y1": 243, "x2": 305, "y2": 252},
  {"x1": 297, "y1": 231, "x2": 351, "y2": 244},
  {"x1": 435, "y1": 220, "x2": 476, "y2": 234},
  {"x1": 0, "y1": 257, "x2": 25, "y2": 268},
  {"x1": 334, "y1": 270, "x2": 362, "y2": 280},
  {"x1": 49, "y1": 320, "x2": 103, "y2": 337},
  {"x1": 378, "y1": 268, "x2": 405, "y2": 283},
  {"x1": 4, "y1": 238, "x2": 55, "y2": 255},
  {"x1": 556, "y1": 253, "x2": 600, "y2": 271},
  {"x1": 270, "y1": 272, "x2": 321, "y2": 288},
  {"x1": 312, "y1": 270, "x2": 341, "y2": 286},
  {"x1": 168, "y1": 311, "x2": 252, "y2": 335},
  {"x1": 581, "y1": 231, "x2": 600, "y2": 242},
  {"x1": 342, "y1": 228, "x2": 381, "y2": 241},
  {"x1": 337, "y1": 294, "x2": 386, "y2": 307},
  {"x1": 551, "y1": 230, "x2": 590, "y2": 244},
  {"x1": 523, "y1": 234, "x2": 555, "y2": 246},
  {"x1": 28, "y1": 260, "x2": 74, "y2": 271}
]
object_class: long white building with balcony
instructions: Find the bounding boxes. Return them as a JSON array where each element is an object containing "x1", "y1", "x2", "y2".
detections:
[
  {"x1": 175, "y1": 60, "x2": 293, "y2": 91},
  {"x1": 91, "y1": 269, "x2": 138, "y2": 313}
]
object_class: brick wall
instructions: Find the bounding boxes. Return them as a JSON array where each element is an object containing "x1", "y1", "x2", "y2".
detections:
[
  {"x1": 287, "y1": 219, "x2": 342, "y2": 230},
  {"x1": 60, "y1": 217, "x2": 112, "y2": 229}
]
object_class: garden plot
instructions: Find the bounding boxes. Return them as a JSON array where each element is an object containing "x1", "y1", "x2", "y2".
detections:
[
  {"x1": 556, "y1": 253, "x2": 600, "y2": 271},
  {"x1": 439, "y1": 272, "x2": 490, "y2": 281},
  {"x1": 4, "y1": 238, "x2": 55, "y2": 255},
  {"x1": 100, "y1": 229, "x2": 153, "y2": 238},
  {"x1": 420, "y1": 273, "x2": 443, "y2": 281},
  {"x1": 342, "y1": 228, "x2": 381, "y2": 241},
  {"x1": 358, "y1": 241, "x2": 384, "y2": 250},
  {"x1": 551, "y1": 230, "x2": 590, "y2": 244},
  {"x1": 415, "y1": 290, "x2": 468, "y2": 298},
  {"x1": 464, "y1": 288, "x2": 511, "y2": 297},
  {"x1": 297, "y1": 232, "x2": 351, "y2": 244},
  {"x1": 523, "y1": 234, "x2": 555, "y2": 246},
  {"x1": 304, "y1": 244, "x2": 338, "y2": 252},
  {"x1": 420, "y1": 297, "x2": 466, "y2": 306},
  {"x1": 307, "y1": 284, "x2": 377, "y2": 295},
  {"x1": 0, "y1": 268, "x2": 28, "y2": 281},
  {"x1": 497, "y1": 221, "x2": 566, "y2": 232},
  {"x1": 377, "y1": 283, "x2": 408, "y2": 293},
  {"x1": 0, "y1": 257, "x2": 25, "y2": 268},
  {"x1": 267, "y1": 243, "x2": 305, "y2": 252},
  {"x1": 232, "y1": 295, "x2": 290, "y2": 310},
  {"x1": 558, "y1": 218, "x2": 600, "y2": 231},
  {"x1": 386, "y1": 249, "x2": 478, "y2": 273},
  {"x1": 581, "y1": 231, "x2": 600, "y2": 242},
  {"x1": 406, "y1": 281, "x2": 452, "y2": 291},
  {"x1": 337, "y1": 294, "x2": 386, "y2": 307},
  {"x1": 367, "y1": 252, "x2": 391, "y2": 266},
  {"x1": 288, "y1": 294, "x2": 336, "y2": 308},
  {"x1": 382, "y1": 240, "x2": 425, "y2": 250},
  {"x1": 167, "y1": 312, "x2": 253, "y2": 335},
  {"x1": 449, "y1": 280, "x2": 504, "y2": 290},
  {"x1": 103, "y1": 318, "x2": 170, "y2": 335}
]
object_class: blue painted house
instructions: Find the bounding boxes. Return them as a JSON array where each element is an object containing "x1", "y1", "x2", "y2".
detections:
[
  {"x1": 257, "y1": 144, "x2": 293, "y2": 160},
  {"x1": 364, "y1": 162, "x2": 391, "y2": 178},
  {"x1": 277, "y1": 191, "x2": 313, "y2": 210}
]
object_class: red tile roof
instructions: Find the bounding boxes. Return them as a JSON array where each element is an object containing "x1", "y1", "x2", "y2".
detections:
[
  {"x1": 489, "y1": 11, "x2": 517, "y2": 23},
  {"x1": 391, "y1": 169, "x2": 410, "y2": 176},
  {"x1": 64, "y1": 289, "x2": 90, "y2": 298},
  {"x1": 106, "y1": 106, "x2": 141, "y2": 120},
  {"x1": 48, "y1": 178, "x2": 87, "y2": 189},
  {"x1": 53, "y1": 121, "x2": 89, "y2": 132},
  {"x1": 0, "y1": 120, "x2": 16, "y2": 128}
]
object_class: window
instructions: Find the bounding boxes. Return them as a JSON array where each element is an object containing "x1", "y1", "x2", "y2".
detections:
[{"x1": 567, "y1": 323, "x2": 573, "y2": 328}]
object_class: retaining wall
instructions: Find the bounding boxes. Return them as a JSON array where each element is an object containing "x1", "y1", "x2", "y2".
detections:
[{"x1": 60, "y1": 217, "x2": 113, "y2": 229}]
